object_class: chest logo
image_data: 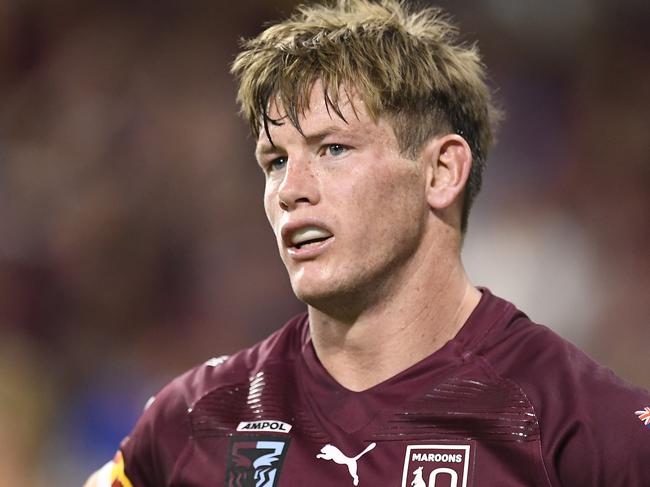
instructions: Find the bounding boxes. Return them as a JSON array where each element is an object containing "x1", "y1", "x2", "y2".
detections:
[
  {"x1": 316, "y1": 442, "x2": 376, "y2": 486},
  {"x1": 225, "y1": 436, "x2": 290, "y2": 487},
  {"x1": 237, "y1": 420, "x2": 293, "y2": 434},
  {"x1": 401, "y1": 444, "x2": 472, "y2": 487}
]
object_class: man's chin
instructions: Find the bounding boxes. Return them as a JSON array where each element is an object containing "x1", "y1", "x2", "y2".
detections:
[
  {"x1": 291, "y1": 284, "x2": 334, "y2": 306},
  {"x1": 291, "y1": 279, "x2": 367, "y2": 319},
  {"x1": 291, "y1": 280, "x2": 342, "y2": 307}
]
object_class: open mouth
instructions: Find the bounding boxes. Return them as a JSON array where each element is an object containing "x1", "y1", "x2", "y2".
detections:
[
  {"x1": 294, "y1": 235, "x2": 331, "y2": 250},
  {"x1": 290, "y1": 226, "x2": 333, "y2": 250}
]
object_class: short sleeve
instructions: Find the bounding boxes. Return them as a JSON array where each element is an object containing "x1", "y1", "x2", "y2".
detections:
[
  {"x1": 118, "y1": 375, "x2": 192, "y2": 486},
  {"x1": 490, "y1": 319, "x2": 650, "y2": 486},
  {"x1": 548, "y1": 367, "x2": 650, "y2": 486}
]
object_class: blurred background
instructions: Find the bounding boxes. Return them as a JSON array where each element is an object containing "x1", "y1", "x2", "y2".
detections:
[{"x1": 0, "y1": 0, "x2": 648, "y2": 484}]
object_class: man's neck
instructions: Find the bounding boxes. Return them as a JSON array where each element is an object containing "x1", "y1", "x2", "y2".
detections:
[{"x1": 307, "y1": 251, "x2": 481, "y2": 392}]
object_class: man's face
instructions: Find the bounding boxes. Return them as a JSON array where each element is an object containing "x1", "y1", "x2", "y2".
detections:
[{"x1": 255, "y1": 83, "x2": 431, "y2": 309}]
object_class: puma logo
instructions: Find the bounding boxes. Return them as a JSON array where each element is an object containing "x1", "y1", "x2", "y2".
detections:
[{"x1": 316, "y1": 442, "x2": 377, "y2": 486}]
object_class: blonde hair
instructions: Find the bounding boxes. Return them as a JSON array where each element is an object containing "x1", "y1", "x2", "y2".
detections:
[{"x1": 231, "y1": 0, "x2": 500, "y2": 233}]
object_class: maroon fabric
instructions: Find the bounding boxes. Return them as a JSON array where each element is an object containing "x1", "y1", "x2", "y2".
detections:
[{"x1": 119, "y1": 290, "x2": 650, "y2": 486}]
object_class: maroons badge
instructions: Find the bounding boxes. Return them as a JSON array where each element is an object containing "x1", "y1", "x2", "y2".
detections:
[
  {"x1": 224, "y1": 435, "x2": 290, "y2": 487},
  {"x1": 401, "y1": 444, "x2": 473, "y2": 487}
]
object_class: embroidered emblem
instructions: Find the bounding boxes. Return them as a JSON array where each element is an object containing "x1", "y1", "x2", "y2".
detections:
[
  {"x1": 401, "y1": 444, "x2": 472, "y2": 487},
  {"x1": 225, "y1": 436, "x2": 290, "y2": 487},
  {"x1": 316, "y1": 442, "x2": 376, "y2": 486},
  {"x1": 635, "y1": 406, "x2": 650, "y2": 427}
]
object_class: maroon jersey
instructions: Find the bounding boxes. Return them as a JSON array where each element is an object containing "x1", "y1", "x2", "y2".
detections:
[{"x1": 111, "y1": 290, "x2": 650, "y2": 486}]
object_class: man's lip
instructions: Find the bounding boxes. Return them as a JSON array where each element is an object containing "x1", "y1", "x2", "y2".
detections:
[
  {"x1": 280, "y1": 219, "x2": 334, "y2": 249},
  {"x1": 286, "y1": 235, "x2": 334, "y2": 260}
]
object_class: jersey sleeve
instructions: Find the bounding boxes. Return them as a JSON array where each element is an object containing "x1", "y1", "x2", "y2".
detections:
[
  {"x1": 540, "y1": 349, "x2": 650, "y2": 486},
  {"x1": 91, "y1": 451, "x2": 135, "y2": 487},
  {"x1": 496, "y1": 322, "x2": 650, "y2": 486},
  {"x1": 105, "y1": 371, "x2": 194, "y2": 486}
]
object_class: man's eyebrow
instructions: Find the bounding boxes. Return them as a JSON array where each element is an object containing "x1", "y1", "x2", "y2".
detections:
[
  {"x1": 255, "y1": 125, "x2": 354, "y2": 157},
  {"x1": 255, "y1": 143, "x2": 280, "y2": 157},
  {"x1": 302, "y1": 125, "x2": 350, "y2": 144}
]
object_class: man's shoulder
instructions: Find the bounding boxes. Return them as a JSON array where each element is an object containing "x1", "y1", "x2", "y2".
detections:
[
  {"x1": 117, "y1": 312, "x2": 308, "y2": 484},
  {"x1": 154, "y1": 312, "x2": 309, "y2": 416},
  {"x1": 475, "y1": 293, "x2": 650, "y2": 485},
  {"x1": 478, "y1": 299, "x2": 648, "y2": 406}
]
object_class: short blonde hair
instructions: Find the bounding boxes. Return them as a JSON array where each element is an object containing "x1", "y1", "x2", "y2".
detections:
[{"x1": 231, "y1": 0, "x2": 500, "y2": 233}]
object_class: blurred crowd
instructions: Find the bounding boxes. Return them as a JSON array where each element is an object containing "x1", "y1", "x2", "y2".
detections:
[{"x1": 0, "y1": 0, "x2": 648, "y2": 484}]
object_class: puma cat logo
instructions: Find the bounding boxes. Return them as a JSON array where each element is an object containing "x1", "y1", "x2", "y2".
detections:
[{"x1": 316, "y1": 442, "x2": 377, "y2": 486}]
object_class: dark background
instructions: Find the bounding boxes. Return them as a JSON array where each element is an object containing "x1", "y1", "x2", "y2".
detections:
[{"x1": 0, "y1": 0, "x2": 648, "y2": 483}]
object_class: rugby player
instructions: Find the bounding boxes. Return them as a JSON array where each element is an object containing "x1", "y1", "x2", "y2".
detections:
[{"x1": 85, "y1": 1, "x2": 650, "y2": 485}]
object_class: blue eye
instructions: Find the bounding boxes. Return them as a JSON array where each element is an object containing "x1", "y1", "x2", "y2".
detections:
[
  {"x1": 327, "y1": 144, "x2": 348, "y2": 157},
  {"x1": 269, "y1": 156, "x2": 287, "y2": 171}
]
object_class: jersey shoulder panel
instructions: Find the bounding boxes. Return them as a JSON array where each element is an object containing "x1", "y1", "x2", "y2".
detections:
[
  {"x1": 119, "y1": 365, "x2": 195, "y2": 486},
  {"x1": 120, "y1": 312, "x2": 308, "y2": 486},
  {"x1": 476, "y1": 294, "x2": 650, "y2": 486}
]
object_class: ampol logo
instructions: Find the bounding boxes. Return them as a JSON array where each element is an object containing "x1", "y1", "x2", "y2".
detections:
[
  {"x1": 401, "y1": 444, "x2": 471, "y2": 487},
  {"x1": 237, "y1": 420, "x2": 292, "y2": 434}
]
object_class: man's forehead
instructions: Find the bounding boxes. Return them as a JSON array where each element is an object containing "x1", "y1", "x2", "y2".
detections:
[
  {"x1": 266, "y1": 83, "x2": 364, "y2": 123},
  {"x1": 256, "y1": 84, "x2": 371, "y2": 148}
]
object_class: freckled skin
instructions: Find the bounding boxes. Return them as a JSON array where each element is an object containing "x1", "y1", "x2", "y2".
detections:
[{"x1": 258, "y1": 84, "x2": 430, "y2": 314}]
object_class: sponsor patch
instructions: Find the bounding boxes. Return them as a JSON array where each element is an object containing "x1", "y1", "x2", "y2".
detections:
[
  {"x1": 401, "y1": 444, "x2": 472, "y2": 487},
  {"x1": 225, "y1": 435, "x2": 290, "y2": 487},
  {"x1": 237, "y1": 420, "x2": 293, "y2": 434},
  {"x1": 635, "y1": 406, "x2": 650, "y2": 428}
]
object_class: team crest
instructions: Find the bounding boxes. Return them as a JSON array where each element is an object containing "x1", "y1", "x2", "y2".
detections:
[
  {"x1": 401, "y1": 444, "x2": 472, "y2": 487},
  {"x1": 225, "y1": 435, "x2": 290, "y2": 487}
]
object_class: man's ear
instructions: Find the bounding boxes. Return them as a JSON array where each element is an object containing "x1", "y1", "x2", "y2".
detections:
[{"x1": 422, "y1": 134, "x2": 473, "y2": 211}]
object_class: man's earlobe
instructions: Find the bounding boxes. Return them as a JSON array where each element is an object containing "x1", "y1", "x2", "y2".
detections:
[{"x1": 424, "y1": 134, "x2": 473, "y2": 210}]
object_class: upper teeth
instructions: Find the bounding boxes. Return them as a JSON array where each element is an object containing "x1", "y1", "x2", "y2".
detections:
[{"x1": 291, "y1": 226, "x2": 332, "y2": 246}]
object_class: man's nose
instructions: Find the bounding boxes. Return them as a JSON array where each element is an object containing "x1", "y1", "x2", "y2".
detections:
[{"x1": 277, "y1": 157, "x2": 320, "y2": 211}]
